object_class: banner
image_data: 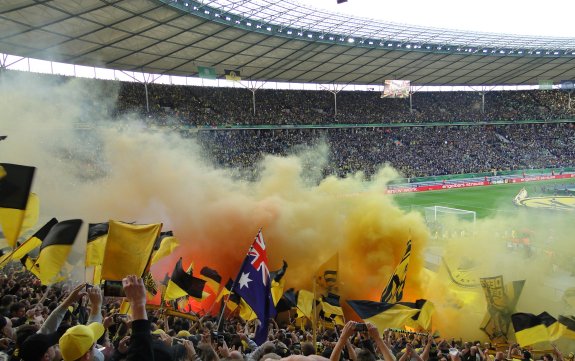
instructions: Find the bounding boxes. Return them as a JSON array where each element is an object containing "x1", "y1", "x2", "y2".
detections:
[
  {"x1": 539, "y1": 80, "x2": 553, "y2": 90},
  {"x1": 198, "y1": 66, "x2": 217, "y2": 79},
  {"x1": 385, "y1": 173, "x2": 575, "y2": 194},
  {"x1": 225, "y1": 69, "x2": 241, "y2": 81}
]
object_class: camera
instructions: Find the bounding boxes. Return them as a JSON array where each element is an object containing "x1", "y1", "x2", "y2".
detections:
[
  {"x1": 115, "y1": 314, "x2": 128, "y2": 322},
  {"x1": 102, "y1": 281, "x2": 125, "y2": 297}
]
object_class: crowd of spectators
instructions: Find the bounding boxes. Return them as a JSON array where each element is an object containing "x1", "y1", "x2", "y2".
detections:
[
  {"x1": 1, "y1": 263, "x2": 573, "y2": 361},
  {"x1": 116, "y1": 82, "x2": 575, "y2": 126},
  {"x1": 111, "y1": 81, "x2": 575, "y2": 179},
  {"x1": 193, "y1": 124, "x2": 575, "y2": 179}
]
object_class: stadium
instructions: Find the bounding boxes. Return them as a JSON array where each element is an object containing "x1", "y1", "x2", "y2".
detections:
[{"x1": 1, "y1": 1, "x2": 575, "y2": 360}]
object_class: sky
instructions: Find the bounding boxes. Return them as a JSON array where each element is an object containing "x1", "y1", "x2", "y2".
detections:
[{"x1": 312, "y1": 0, "x2": 575, "y2": 38}]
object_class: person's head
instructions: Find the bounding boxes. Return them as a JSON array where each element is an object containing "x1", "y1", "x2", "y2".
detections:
[
  {"x1": 20, "y1": 332, "x2": 60, "y2": 361},
  {"x1": 542, "y1": 354, "x2": 553, "y2": 361},
  {"x1": 357, "y1": 349, "x2": 377, "y2": 361},
  {"x1": 229, "y1": 350, "x2": 243, "y2": 360},
  {"x1": 59, "y1": 323, "x2": 105, "y2": 361},
  {"x1": 10, "y1": 302, "x2": 26, "y2": 318},
  {"x1": 495, "y1": 352, "x2": 505, "y2": 360},
  {"x1": 261, "y1": 353, "x2": 282, "y2": 361},
  {"x1": 301, "y1": 342, "x2": 315, "y2": 356}
]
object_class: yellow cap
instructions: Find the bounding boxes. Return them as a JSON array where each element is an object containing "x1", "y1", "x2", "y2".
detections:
[
  {"x1": 59, "y1": 323, "x2": 105, "y2": 361},
  {"x1": 177, "y1": 330, "x2": 191, "y2": 338}
]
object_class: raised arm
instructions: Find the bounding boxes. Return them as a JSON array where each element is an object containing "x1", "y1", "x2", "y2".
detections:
[
  {"x1": 367, "y1": 323, "x2": 396, "y2": 361},
  {"x1": 330, "y1": 321, "x2": 356, "y2": 361}
]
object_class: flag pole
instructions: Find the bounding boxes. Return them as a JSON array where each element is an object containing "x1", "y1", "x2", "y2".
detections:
[
  {"x1": 312, "y1": 275, "x2": 317, "y2": 352},
  {"x1": 216, "y1": 228, "x2": 262, "y2": 331}
]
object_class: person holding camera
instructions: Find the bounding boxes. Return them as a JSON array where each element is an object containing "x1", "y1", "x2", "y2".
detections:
[{"x1": 330, "y1": 321, "x2": 396, "y2": 361}]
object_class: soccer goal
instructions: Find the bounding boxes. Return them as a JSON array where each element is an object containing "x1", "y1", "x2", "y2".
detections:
[
  {"x1": 424, "y1": 206, "x2": 476, "y2": 240},
  {"x1": 424, "y1": 206, "x2": 477, "y2": 224}
]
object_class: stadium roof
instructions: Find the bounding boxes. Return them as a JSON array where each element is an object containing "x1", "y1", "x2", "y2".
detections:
[{"x1": 1, "y1": 0, "x2": 574, "y2": 86}]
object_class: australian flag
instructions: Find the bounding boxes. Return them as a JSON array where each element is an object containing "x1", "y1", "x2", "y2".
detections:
[{"x1": 232, "y1": 230, "x2": 276, "y2": 345}]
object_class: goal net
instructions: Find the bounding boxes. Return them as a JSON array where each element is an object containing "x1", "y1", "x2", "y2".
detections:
[{"x1": 424, "y1": 206, "x2": 476, "y2": 239}]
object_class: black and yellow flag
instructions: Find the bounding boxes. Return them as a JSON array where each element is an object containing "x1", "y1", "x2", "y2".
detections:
[
  {"x1": 0, "y1": 163, "x2": 36, "y2": 248},
  {"x1": 320, "y1": 292, "x2": 344, "y2": 326},
  {"x1": 21, "y1": 254, "x2": 40, "y2": 278},
  {"x1": 296, "y1": 289, "x2": 314, "y2": 320},
  {"x1": 151, "y1": 231, "x2": 179, "y2": 265},
  {"x1": 275, "y1": 288, "x2": 297, "y2": 313},
  {"x1": 347, "y1": 299, "x2": 428, "y2": 332},
  {"x1": 511, "y1": 312, "x2": 551, "y2": 346},
  {"x1": 21, "y1": 193, "x2": 39, "y2": 236},
  {"x1": 216, "y1": 278, "x2": 241, "y2": 312},
  {"x1": 165, "y1": 258, "x2": 206, "y2": 301},
  {"x1": 100, "y1": 220, "x2": 161, "y2": 281},
  {"x1": 316, "y1": 253, "x2": 338, "y2": 293},
  {"x1": 558, "y1": 315, "x2": 575, "y2": 340},
  {"x1": 86, "y1": 222, "x2": 109, "y2": 267},
  {"x1": 270, "y1": 260, "x2": 288, "y2": 306},
  {"x1": 0, "y1": 218, "x2": 57, "y2": 269},
  {"x1": 216, "y1": 278, "x2": 234, "y2": 303},
  {"x1": 9, "y1": 218, "x2": 58, "y2": 265},
  {"x1": 35, "y1": 219, "x2": 83, "y2": 285},
  {"x1": 381, "y1": 240, "x2": 411, "y2": 303},
  {"x1": 199, "y1": 266, "x2": 222, "y2": 293}
]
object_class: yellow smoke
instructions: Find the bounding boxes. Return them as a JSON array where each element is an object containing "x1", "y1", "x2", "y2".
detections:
[{"x1": 2, "y1": 72, "x2": 575, "y2": 342}]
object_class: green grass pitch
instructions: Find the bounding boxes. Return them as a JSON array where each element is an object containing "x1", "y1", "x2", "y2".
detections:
[{"x1": 392, "y1": 178, "x2": 573, "y2": 219}]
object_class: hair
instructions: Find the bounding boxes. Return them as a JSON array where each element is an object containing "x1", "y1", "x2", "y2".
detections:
[
  {"x1": 15, "y1": 324, "x2": 39, "y2": 346},
  {"x1": 357, "y1": 349, "x2": 377, "y2": 361},
  {"x1": 301, "y1": 342, "x2": 315, "y2": 356},
  {"x1": 9, "y1": 302, "x2": 25, "y2": 315}
]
